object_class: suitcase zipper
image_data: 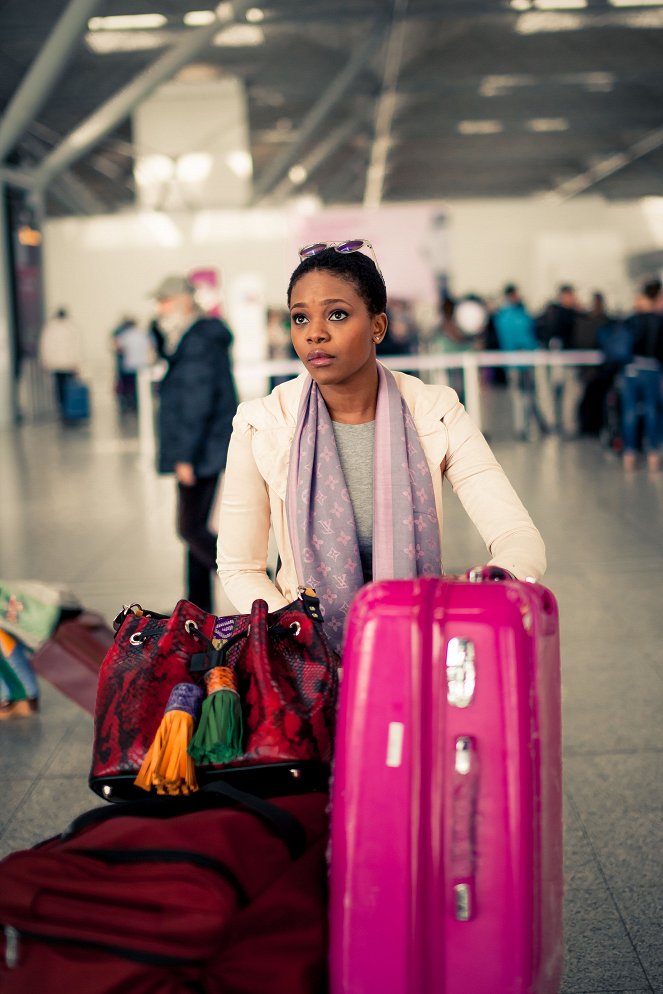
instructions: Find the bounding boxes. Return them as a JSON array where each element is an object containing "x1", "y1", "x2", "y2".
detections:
[{"x1": 73, "y1": 847, "x2": 248, "y2": 905}]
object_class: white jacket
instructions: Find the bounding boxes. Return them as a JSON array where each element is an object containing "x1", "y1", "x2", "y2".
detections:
[
  {"x1": 39, "y1": 316, "x2": 81, "y2": 372},
  {"x1": 217, "y1": 368, "x2": 546, "y2": 613}
]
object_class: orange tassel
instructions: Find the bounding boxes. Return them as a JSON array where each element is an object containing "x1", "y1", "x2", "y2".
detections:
[{"x1": 135, "y1": 683, "x2": 204, "y2": 795}]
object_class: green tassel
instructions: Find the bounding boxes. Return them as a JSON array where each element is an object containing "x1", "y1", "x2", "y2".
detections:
[{"x1": 188, "y1": 666, "x2": 244, "y2": 765}]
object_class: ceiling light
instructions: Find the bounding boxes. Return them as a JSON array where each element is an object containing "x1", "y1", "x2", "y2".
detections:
[
  {"x1": 213, "y1": 24, "x2": 264, "y2": 45},
  {"x1": 215, "y1": 2, "x2": 234, "y2": 21},
  {"x1": 288, "y1": 164, "x2": 308, "y2": 185},
  {"x1": 516, "y1": 11, "x2": 584, "y2": 31},
  {"x1": 479, "y1": 73, "x2": 535, "y2": 96},
  {"x1": 609, "y1": 0, "x2": 663, "y2": 5},
  {"x1": 183, "y1": 10, "x2": 216, "y2": 26},
  {"x1": 533, "y1": 0, "x2": 586, "y2": 7},
  {"x1": 527, "y1": 117, "x2": 569, "y2": 131},
  {"x1": 134, "y1": 154, "x2": 175, "y2": 187},
  {"x1": 85, "y1": 30, "x2": 168, "y2": 53},
  {"x1": 246, "y1": 7, "x2": 265, "y2": 21},
  {"x1": 88, "y1": 14, "x2": 167, "y2": 30},
  {"x1": 176, "y1": 153, "x2": 213, "y2": 183},
  {"x1": 457, "y1": 120, "x2": 503, "y2": 135},
  {"x1": 510, "y1": 0, "x2": 532, "y2": 9},
  {"x1": 226, "y1": 150, "x2": 253, "y2": 178}
]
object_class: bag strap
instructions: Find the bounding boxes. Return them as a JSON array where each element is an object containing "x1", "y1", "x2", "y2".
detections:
[{"x1": 63, "y1": 782, "x2": 306, "y2": 859}]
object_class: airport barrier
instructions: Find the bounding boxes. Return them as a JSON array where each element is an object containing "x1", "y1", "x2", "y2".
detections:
[{"x1": 138, "y1": 350, "x2": 604, "y2": 463}]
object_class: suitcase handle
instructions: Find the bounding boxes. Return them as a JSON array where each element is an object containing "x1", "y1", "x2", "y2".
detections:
[
  {"x1": 451, "y1": 736, "x2": 478, "y2": 921},
  {"x1": 465, "y1": 565, "x2": 515, "y2": 582}
]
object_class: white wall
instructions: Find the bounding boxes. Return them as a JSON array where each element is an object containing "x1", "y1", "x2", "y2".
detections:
[{"x1": 446, "y1": 195, "x2": 663, "y2": 313}]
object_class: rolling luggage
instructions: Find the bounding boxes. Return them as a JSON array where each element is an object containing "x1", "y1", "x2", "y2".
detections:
[
  {"x1": 30, "y1": 612, "x2": 115, "y2": 714},
  {"x1": 329, "y1": 571, "x2": 563, "y2": 994},
  {"x1": 0, "y1": 786, "x2": 329, "y2": 994},
  {"x1": 63, "y1": 378, "x2": 90, "y2": 421}
]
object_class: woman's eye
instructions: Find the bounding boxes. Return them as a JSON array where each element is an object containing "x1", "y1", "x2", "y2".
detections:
[
  {"x1": 291, "y1": 313, "x2": 307, "y2": 326},
  {"x1": 329, "y1": 309, "x2": 348, "y2": 321}
]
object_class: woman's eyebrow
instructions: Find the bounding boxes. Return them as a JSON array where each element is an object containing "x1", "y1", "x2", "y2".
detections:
[{"x1": 290, "y1": 297, "x2": 350, "y2": 309}]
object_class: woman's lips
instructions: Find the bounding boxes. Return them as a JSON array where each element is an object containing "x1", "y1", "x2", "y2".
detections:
[{"x1": 307, "y1": 351, "x2": 334, "y2": 366}]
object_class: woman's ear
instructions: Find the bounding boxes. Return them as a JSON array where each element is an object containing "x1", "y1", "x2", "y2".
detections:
[{"x1": 372, "y1": 312, "x2": 388, "y2": 345}]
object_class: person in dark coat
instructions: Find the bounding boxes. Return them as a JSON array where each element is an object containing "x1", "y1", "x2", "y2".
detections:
[{"x1": 153, "y1": 275, "x2": 239, "y2": 613}]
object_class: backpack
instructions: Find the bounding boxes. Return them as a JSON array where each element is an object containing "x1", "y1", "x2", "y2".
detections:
[
  {"x1": 0, "y1": 785, "x2": 329, "y2": 994},
  {"x1": 597, "y1": 321, "x2": 634, "y2": 368}
]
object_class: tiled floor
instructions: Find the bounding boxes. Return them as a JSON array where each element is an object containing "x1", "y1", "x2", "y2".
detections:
[{"x1": 1, "y1": 384, "x2": 662, "y2": 993}]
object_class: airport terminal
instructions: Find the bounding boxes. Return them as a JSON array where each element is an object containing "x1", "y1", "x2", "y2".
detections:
[{"x1": 1, "y1": 2, "x2": 662, "y2": 992}]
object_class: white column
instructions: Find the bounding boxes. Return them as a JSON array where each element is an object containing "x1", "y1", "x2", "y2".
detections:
[{"x1": 0, "y1": 186, "x2": 17, "y2": 427}]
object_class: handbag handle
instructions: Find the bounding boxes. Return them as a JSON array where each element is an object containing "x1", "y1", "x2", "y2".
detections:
[{"x1": 188, "y1": 619, "x2": 303, "y2": 675}]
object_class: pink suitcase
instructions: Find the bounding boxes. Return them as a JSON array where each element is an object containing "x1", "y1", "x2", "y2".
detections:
[{"x1": 329, "y1": 571, "x2": 563, "y2": 994}]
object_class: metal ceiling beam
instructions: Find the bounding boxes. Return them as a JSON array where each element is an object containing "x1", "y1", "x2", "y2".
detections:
[
  {"x1": 363, "y1": 0, "x2": 409, "y2": 209},
  {"x1": 249, "y1": 21, "x2": 389, "y2": 205},
  {"x1": 0, "y1": 0, "x2": 103, "y2": 162},
  {"x1": 0, "y1": 166, "x2": 35, "y2": 191},
  {"x1": 31, "y1": 0, "x2": 258, "y2": 193},
  {"x1": 265, "y1": 112, "x2": 368, "y2": 204},
  {"x1": 21, "y1": 133, "x2": 107, "y2": 215},
  {"x1": 550, "y1": 124, "x2": 663, "y2": 202}
]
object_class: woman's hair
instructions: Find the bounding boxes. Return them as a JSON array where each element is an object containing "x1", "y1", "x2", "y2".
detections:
[{"x1": 287, "y1": 247, "x2": 387, "y2": 316}]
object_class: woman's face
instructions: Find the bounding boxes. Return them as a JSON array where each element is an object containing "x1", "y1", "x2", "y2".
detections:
[{"x1": 289, "y1": 270, "x2": 386, "y2": 389}]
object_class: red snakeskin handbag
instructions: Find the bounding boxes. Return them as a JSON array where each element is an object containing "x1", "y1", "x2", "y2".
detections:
[{"x1": 89, "y1": 589, "x2": 340, "y2": 802}]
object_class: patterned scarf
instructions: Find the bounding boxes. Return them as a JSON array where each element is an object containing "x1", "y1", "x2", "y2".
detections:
[{"x1": 286, "y1": 364, "x2": 441, "y2": 652}]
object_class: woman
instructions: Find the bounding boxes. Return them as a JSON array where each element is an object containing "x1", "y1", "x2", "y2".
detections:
[{"x1": 217, "y1": 242, "x2": 545, "y2": 651}]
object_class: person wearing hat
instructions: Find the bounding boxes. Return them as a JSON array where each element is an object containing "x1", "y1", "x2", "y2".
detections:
[{"x1": 152, "y1": 274, "x2": 238, "y2": 613}]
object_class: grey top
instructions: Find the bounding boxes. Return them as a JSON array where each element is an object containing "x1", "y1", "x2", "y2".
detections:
[{"x1": 331, "y1": 420, "x2": 375, "y2": 582}]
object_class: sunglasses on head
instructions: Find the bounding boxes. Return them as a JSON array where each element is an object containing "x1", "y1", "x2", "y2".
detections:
[{"x1": 298, "y1": 239, "x2": 383, "y2": 278}]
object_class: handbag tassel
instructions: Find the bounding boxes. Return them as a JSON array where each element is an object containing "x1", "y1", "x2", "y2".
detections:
[
  {"x1": 134, "y1": 683, "x2": 203, "y2": 795},
  {"x1": 188, "y1": 665, "x2": 244, "y2": 765}
]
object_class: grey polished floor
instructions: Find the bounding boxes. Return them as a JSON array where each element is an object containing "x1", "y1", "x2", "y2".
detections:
[{"x1": 1, "y1": 383, "x2": 662, "y2": 994}]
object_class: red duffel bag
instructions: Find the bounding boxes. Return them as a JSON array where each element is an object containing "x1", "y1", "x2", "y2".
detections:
[{"x1": 0, "y1": 783, "x2": 329, "y2": 994}]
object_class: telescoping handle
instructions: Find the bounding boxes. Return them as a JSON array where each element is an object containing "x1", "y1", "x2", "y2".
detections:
[{"x1": 450, "y1": 735, "x2": 479, "y2": 922}]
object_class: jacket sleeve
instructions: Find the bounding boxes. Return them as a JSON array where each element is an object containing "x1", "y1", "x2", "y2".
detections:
[
  {"x1": 216, "y1": 415, "x2": 290, "y2": 613},
  {"x1": 442, "y1": 401, "x2": 547, "y2": 580}
]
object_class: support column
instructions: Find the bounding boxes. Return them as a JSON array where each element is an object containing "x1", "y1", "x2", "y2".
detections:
[{"x1": 0, "y1": 184, "x2": 17, "y2": 427}]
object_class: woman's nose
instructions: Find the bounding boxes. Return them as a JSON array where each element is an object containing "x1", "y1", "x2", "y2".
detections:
[{"x1": 306, "y1": 319, "x2": 330, "y2": 342}]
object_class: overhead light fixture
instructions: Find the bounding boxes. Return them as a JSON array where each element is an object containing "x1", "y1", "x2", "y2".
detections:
[
  {"x1": 226, "y1": 150, "x2": 253, "y2": 178},
  {"x1": 183, "y1": 10, "x2": 216, "y2": 26},
  {"x1": 213, "y1": 24, "x2": 264, "y2": 45},
  {"x1": 288, "y1": 164, "x2": 308, "y2": 185},
  {"x1": 85, "y1": 30, "x2": 168, "y2": 53},
  {"x1": 527, "y1": 117, "x2": 569, "y2": 131},
  {"x1": 533, "y1": 0, "x2": 586, "y2": 7},
  {"x1": 88, "y1": 14, "x2": 167, "y2": 30},
  {"x1": 609, "y1": 0, "x2": 663, "y2": 5},
  {"x1": 479, "y1": 73, "x2": 535, "y2": 96},
  {"x1": 516, "y1": 11, "x2": 585, "y2": 31},
  {"x1": 134, "y1": 154, "x2": 175, "y2": 187},
  {"x1": 176, "y1": 153, "x2": 213, "y2": 183},
  {"x1": 510, "y1": 0, "x2": 532, "y2": 9},
  {"x1": 246, "y1": 7, "x2": 265, "y2": 21},
  {"x1": 457, "y1": 120, "x2": 503, "y2": 134}
]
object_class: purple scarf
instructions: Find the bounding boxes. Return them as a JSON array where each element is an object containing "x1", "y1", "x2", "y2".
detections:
[{"x1": 286, "y1": 364, "x2": 441, "y2": 651}]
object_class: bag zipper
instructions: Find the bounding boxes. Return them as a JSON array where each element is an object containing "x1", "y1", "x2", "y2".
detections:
[
  {"x1": 73, "y1": 847, "x2": 248, "y2": 904},
  {"x1": 3, "y1": 924, "x2": 201, "y2": 968}
]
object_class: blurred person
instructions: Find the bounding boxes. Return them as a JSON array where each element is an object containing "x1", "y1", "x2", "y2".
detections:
[
  {"x1": 428, "y1": 294, "x2": 473, "y2": 398},
  {"x1": 38, "y1": 307, "x2": 81, "y2": 421},
  {"x1": 493, "y1": 285, "x2": 549, "y2": 441},
  {"x1": 377, "y1": 299, "x2": 418, "y2": 356},
  {"x1": 537, "y1": 284, "x2": 585, "y2": 437},
  {"x1": 153, "y1": 275, "x2": 239, "y2": 612},
  {"x1": 111, "y1": 316, "x2": 153, "y2": 414},
  {"x1": 620, "y1": 278, "x2": 663, "y2": 473}
]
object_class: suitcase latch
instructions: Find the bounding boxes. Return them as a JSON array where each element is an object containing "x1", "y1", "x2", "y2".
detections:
[{"x1": 446, "y1": 638, "x2": 476, "y2": 708}]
